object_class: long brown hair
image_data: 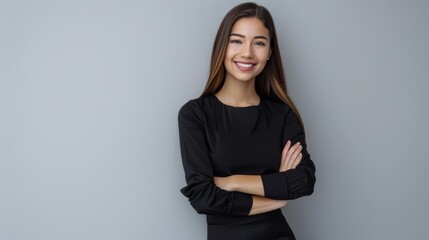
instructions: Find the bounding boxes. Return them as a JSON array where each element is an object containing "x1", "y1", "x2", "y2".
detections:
[{"x1": 201, "y1": 2, "x2": 305, "y2": 131}]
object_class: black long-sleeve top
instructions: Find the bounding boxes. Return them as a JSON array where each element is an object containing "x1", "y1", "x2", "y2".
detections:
[{"x1": 178, "y1": 95, "x2": 315, "y2": 220}]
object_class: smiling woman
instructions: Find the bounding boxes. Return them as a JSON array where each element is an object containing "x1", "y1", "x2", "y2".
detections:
[{"x1": 178, "y1": 2, "x2": 316, "y2": 239}]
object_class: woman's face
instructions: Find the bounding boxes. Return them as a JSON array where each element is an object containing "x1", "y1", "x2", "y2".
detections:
[{"x1": 224, "y1": 17, "x2": 271, "y2": 84}]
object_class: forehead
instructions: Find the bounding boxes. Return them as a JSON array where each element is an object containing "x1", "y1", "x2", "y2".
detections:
[{"x1": 230, "y1": 17, "x2": 270, "y2": 38}]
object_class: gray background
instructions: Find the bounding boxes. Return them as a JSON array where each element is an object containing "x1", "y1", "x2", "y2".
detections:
[{"x1": 1, "y1": 0, "x2": 428, "y2": 239}]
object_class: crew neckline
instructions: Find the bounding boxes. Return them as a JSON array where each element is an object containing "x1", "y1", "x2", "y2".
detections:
[{"x1": 213, "y1": 95, "x2": 262, "y2": 109}]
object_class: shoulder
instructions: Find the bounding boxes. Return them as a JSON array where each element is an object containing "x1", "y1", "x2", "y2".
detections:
[
  {"x1": 178, "y1": 95, "x2": 213, "y2": 122},
  {"x1": 261, "y1": 98, "x2": 294, "y2": 117}
]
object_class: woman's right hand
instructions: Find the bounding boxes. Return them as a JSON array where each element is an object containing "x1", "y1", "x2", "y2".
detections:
[{"x1": 279, "y1": 140, "x2": 303, "y2": 172}]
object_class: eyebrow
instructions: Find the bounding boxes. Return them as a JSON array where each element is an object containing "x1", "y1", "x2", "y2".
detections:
[{"x1": 230, "y1": 33, "x2": 269, "y2": 41}]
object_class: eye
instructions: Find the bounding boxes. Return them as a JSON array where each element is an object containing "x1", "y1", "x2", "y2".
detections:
[
  {"x1": 254, "y1": 41, "x2": 266, "y2": 46},
  {"x1": 229, "y1": 39, "x2": 242, "y2": 44}
]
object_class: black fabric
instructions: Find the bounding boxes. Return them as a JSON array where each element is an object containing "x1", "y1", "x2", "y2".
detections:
[
  {"x1": 178, "y1": 95, "x2": 315, "y2": 239},
  {"x1": 208, "y1": 210, "x2": 295, "y2": 240}
]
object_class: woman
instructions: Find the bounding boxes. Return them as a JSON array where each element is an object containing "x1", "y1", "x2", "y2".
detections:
[{"x1": 178, "y1": 2, "x2": 316, "y2": 239}]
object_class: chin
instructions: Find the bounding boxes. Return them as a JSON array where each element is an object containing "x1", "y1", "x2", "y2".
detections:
[{"x1": 228, "y1": 74, "x2": 256, "y2": 82}]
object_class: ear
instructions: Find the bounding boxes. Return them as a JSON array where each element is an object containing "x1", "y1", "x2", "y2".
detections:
[{"x1": 269, "y1": 48, "x2": 272, "y2": 59}]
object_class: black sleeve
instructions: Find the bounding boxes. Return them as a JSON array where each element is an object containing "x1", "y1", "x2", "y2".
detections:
[
  {"x1": 178, "y1": 101, "x2": 253, "y2": 216},
  {"x1": 261, "y1": 106, "x2": 316, "y2": 200}
]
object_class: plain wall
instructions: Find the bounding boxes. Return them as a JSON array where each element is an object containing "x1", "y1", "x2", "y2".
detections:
[{"x1": 1, "y1": 0, "x2": 428, "y2": 239}]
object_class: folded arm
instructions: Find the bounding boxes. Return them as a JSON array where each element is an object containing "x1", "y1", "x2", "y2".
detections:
[
  {"x1": 214, "y1": 140, "x2": 303, "y2": 196},
  {"x1": 214, "y1": 108, "x2": 316, "y2": 200}
]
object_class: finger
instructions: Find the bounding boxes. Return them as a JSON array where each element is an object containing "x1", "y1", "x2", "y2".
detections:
[
  {"x1": 279, "y1": 158, "x2": 285, "y2": 172},
  {"x1": 285, "y1": 142, "x2": 300, "y2": 160},
  {"x1": 291, "y1": 153, "x2": 302, "y2": 169},
  {"x1": 290, "y1": 146, "x2": 303, "y2": 169},
  {"x1": 280, "y1": 155, "x2": 288, "y2": 172},
  {"x1": 287, "y1": 145, "x2": 302, "y2": 169},
  {"x1": 280, "y1": 158, "x2": 288, "y2": 172},
  {"x1": 286, "y1": 144, "x2": 302, "y2": 169},
  {"x1": 281, "y1": 140, "x2": 291, "y2": 162},
  {"x1": 290, "y1": 145, "x2": 302, "y2": 162},
  {"x1": 279, "y1": 141, "x2": 291, "y2": 172}
]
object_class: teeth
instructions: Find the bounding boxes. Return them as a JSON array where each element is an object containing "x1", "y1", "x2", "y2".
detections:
[{"x1": 237, "y1": 62, "x2": 253, "y2": 68}]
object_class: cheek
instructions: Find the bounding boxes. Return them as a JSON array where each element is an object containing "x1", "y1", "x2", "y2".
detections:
[
  {"x1": 224, "y1": 51, "x2": 236, "y2": 64},
  {"x1": 255, "y1": 48, "x2": 270, "y2": 59},
  {"x1": 225, "y1": 45, "x2": 241, "y2": 57}
]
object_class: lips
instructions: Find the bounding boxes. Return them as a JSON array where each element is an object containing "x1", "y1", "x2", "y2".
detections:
[{"x1": 234, "y1": 61, "x2": 256, "y2": 71}]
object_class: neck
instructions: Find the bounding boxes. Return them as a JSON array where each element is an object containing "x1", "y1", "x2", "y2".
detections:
[{"x1": 215, "y1": 78, "x2": 260, "y2": 107}]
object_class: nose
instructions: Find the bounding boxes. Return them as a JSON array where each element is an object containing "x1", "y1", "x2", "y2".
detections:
[{"x1": 240, "y1": 42, "x2": 254, "y2": 58}]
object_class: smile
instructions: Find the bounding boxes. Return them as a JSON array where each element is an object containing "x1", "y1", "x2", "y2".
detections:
[{"x1": 234, "y1": 61, "x2": 256, "y2": 71}]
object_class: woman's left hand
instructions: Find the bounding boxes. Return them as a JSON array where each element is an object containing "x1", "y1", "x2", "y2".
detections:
[{"x1": 279, "y1": 140, "x2": 303, "y2": 172}]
